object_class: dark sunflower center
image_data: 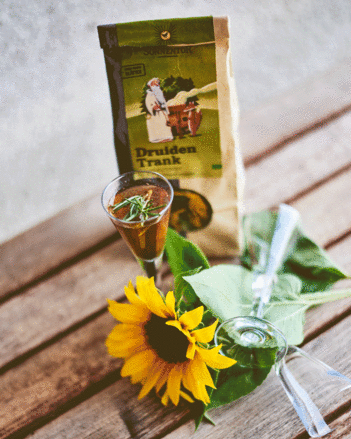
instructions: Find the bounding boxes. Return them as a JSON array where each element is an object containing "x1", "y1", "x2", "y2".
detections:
[{"x1": 144, "y1": 314, "x2": 189, "y2": 363}]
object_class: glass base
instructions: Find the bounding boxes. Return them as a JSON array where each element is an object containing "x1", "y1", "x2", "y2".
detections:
[{"x1": 215, "y1": 316, "x2": 288, "y2": 369}]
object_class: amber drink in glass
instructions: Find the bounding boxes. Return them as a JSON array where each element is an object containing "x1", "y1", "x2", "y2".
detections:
[{"x1": 101, "y1": 171, "x2": 174, "y2": 280}]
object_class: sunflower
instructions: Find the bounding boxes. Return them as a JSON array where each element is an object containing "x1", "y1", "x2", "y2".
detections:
[{"x1": 106, "y1": 276, "x2": 236, "y2": 406}]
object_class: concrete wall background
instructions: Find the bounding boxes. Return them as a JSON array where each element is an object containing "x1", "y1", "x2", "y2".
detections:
[{"x1": 1, "y1": 0, "x2": 351, "y2": 243}]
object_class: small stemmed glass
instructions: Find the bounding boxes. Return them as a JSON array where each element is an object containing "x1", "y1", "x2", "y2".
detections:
[
  {"x1": 215, "y1": 204, "x2": 351, "y2": 437},
  {"x1": 101, "y1": 171, "x2": 174, "y2": 285}
]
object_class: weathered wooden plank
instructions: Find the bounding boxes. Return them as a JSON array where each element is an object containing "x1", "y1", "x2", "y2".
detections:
[
  {"x1": 0, "y1": 194, "x2": 117, "y2": 299},
  {"x1": 324, "y1": 410, "x2": 351, "y2": 439},
  {"x1": 27, "y1": 387, "x2": 132, "y2": 439},
  {"x1": 0, "y1": 239, "x2": 143, "y2": 370},
  {"x1": 2, "y1": 59, "x2": 351, "y2": 300},
  {"x1": 0, "y1": 311, "x2": 123, "y2": 438},
  {"x1": 240, "y1": 57, "x2": 351, "y2": 163},
  {"x1": 328, "y1": 233, "x2": 351, "y2": 272},
  {"x1": 304, "y1": 237, "x2": 351, "y2": 340},
  {"x1": 162, "y1": 312, "x2": 351, "y2": 439},
  {"x1": 291, "y1": 169, "x2": 351, "y2": 247},
  {"x1": 244, "y1": 111, "x2": 351, "y2": 213},
  {"x1": 0, "y1": 306, "x2": 189, "y2": 439}
]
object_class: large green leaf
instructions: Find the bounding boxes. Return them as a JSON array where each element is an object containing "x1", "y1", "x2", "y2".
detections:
[
  {"x1": 205, "y1": 363, "x2": 271, "y2": 411},
  {"x1": 184, "y1": 265, "x2": 351, "y2": 346},
  {"x1": 184, "y1": 265, "x2": 253, "y2": 320},
  {"x1": 173, "y1": 268, "x2": 203, "y2": 314},
  {"x1": 184, "y1": 266, "x2": 304, "y2": 345},
  {"x1": 165, "y1": 228, "x2": 210, "y2": 278},
  {"x1": 241, "y1": 211, "x2": 349, "y2": 293},
  {"x1": 194, "y1": 363, "x2": 271, "y2": 426}
]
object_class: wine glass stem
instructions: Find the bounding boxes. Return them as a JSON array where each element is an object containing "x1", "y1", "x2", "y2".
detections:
[
  {"x1": 142, "y1": 260, "x2": 157, "y2": 280},
  {"x1": 136, "y1": 253, "x2": 163, "y2": 287},
  {"x1": 250, "y1": 295, "x2": 266, "y2": 318}
]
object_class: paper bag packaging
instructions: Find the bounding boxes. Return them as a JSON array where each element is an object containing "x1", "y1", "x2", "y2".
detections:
[{"x1": 97, "y1": 16, "x2": 244, "y2": 257}]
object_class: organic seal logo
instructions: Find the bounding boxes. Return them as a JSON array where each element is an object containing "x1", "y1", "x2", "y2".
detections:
[
  {"x1": 160, "y1": 30, "x2": 171, "y2": 41},
  {"x1": 154, "y1": 22, "x2": 177, "y2": 45}
]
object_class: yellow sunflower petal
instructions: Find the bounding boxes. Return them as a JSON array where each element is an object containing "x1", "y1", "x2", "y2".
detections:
[
  {"x1": 166, "y1": 363, "x2": 183, "y2": 406},
  {"x1": 106, "y1": 323, "x2": 143, "y2": 341},
  {"x1": 165, "y1": 290, "x2": 176, "y2": 318},
  {"x1": 107, "y1": 299, "x2": 150, "y2": 324},
  {"x1": 136, "y1": 276, "x2": 169, "y2": 318},
  {"x1": 183, "y1": 359, "x2": 210, "y2": 404},
  {"x1": 179, "y1": 390, "x2": 194, "y2": 403},
  {"x1": 130, "y1": 354, "x2": 158, "y2": 385},
  {"x1": 138, "y1": 359, "x2": 164, "y2": 399},
  {"x1": 186, "y1": 338, "x2": 196, "y2": 360},
  {"x1": 179, "y1": 306, "x2": 204, "y2": 330},
  {"x1": 161, "y1": 391, "x2": 169, "y2": 406},
  {"x1": 165, "y1": 320, "x2": 183, "y2": 331},
  {"x1": 192, "y1": 352, "x2": 216, "y2": 388},
  {"x1": 106, "y1": 329, "x2": 146, "y2": 358},
  {"x1": 192, "y1": 320, "x2": 218, "y2": 344},
  {"x1": 197, "y1": 345, "x2": 236, "y2": 369},
  {"x1": 155, "y1": 363, "x2": 172, "y2": 392},
  {"x1": 124, "y1": 280, "x2": 145, "y2": 306},
  {"x1": 121, "y1": 349, "x2": 156, "y2": 378}
]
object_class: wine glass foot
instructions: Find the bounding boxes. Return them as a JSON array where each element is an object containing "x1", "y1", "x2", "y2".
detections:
[{"x1": 214, "y1": 316, "x2": 288, "y2": 369}]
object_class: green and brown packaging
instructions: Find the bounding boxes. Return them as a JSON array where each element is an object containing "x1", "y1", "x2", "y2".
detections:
[{"x1": 98, "y1": 16, "x2": 244, "y2": 257}]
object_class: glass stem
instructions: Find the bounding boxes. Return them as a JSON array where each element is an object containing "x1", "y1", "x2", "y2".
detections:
[
  {"x1": 141, "y1": 260, "x2": 157, "y2": 279},
  {"x1": 250, "y1": 280, "x2": 274, "y2": 318},
  {"x1": 137, "y1": 252, "x2": 164, "y2": 287},
  {"x1": 249, "y1": 295, "x2": 265, "y2": 318}
]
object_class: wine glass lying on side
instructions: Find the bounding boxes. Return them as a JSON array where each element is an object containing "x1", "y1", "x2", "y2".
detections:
[{"x1": 215, "y1": 204, "x2": 351, "y2": 438}]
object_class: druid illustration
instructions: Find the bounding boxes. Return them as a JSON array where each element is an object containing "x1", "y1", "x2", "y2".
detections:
[{"x1": 144, "y1": 78, "x2": 174, "y2": 143}]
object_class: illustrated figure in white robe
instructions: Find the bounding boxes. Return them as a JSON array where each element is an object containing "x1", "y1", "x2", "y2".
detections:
[{"x1": 145, "y1": 78, "x2": 173, "y2": 143}]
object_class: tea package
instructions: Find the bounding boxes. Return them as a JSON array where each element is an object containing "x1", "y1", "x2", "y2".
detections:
[{"x1": 97, "y1": 16, "x2": 244, "y2": 257}]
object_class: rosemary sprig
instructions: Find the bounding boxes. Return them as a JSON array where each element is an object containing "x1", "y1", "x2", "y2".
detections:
[{"x1": 109, "y1": 190, "x2": 166, "y2": 225}]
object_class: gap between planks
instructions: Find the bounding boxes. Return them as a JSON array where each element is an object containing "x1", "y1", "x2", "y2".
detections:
[
  {"x1": 243, "y1": 102, "x2": 351, "y2": 168},
  {"x1": 0, "y1": 232, "x2": 120, "y2": 308}
]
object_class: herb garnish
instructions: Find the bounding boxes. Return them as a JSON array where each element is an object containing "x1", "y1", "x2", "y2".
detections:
[{"x1": 109, "y1": 190, "x2": 165, "y2": 225}]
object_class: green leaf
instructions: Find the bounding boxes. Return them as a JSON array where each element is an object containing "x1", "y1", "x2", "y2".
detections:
[
  {"x1": 241, "y1": 211, "x2": 349, "y2": 294},
  {"x1": 165, "y1": 228, "x2": 210, "y2": 278},
  {"x1": 205, "y1": 363, "x2": 271, "y2": 411},
  {"x1": 174, "y1": 268, "x2": 202, "y2": 308},
  {"x1": 286, "y1": 236, "x2": 348, "y2": 293},
  {"x1": 302, "y1": 288, "x2": 351, "y2": 304},
  {"x1": 264, "y1": 302, "x2": 308, "y2": 345},
  {"x1": 183, "y1": 265, "x2": 254, "y2": 321},
  {"x1": 265, "y1": 274, "x2": 306, "y2": 345},
  {"x1": 270, "y1": 274, "x2": 302, "y2": 301},
  {"x1": 184, "y1": 266, "x2": 307, "y2": 345}
]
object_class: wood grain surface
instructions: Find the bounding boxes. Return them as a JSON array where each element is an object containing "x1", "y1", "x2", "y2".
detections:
[{"x1": 240, "y1": 57, "x2": 351, "y2": 163}]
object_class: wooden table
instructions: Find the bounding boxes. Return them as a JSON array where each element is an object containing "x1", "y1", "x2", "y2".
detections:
[{"x1": 2, "y1": 58, "x2": 351, "y2": 439}]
